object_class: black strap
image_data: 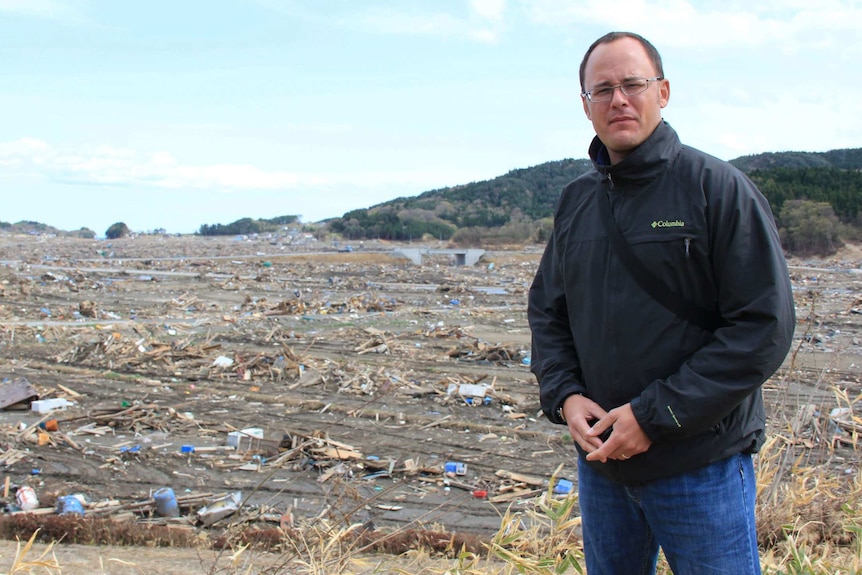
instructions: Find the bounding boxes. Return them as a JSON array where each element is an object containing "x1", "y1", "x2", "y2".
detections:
[{"x1": 596, "y1": 186, "x2": 723, "y2": 332}]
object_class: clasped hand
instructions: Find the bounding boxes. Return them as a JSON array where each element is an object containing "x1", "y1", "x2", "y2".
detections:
[{"x1": 561, "y1": 394, "x2": 652, "y2": 463}]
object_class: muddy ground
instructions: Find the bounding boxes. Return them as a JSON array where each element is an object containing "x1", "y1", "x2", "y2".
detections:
[{"x1": 0, "y1": 233, "x2": 861, "y2": 559}]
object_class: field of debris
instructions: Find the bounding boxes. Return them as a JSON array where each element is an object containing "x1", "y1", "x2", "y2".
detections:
[{"x1": 0, "y1": 233, "x2": 861, "y2": 570}]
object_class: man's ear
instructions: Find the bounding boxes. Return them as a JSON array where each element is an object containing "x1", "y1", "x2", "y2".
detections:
[
  {"x1": 659, "y1": 79, "x2": 670, "y2": 109},
  {"x1": 582, "y1": 96, "x2": 591, "y2": 120}
]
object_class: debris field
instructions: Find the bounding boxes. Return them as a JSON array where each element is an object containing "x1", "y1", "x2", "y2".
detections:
[{"x1": 0, "y1": 233, "x2": 860, "y2": 541}]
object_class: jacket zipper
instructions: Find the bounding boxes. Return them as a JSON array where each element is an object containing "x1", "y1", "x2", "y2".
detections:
[
  {"x1": 606, "y1": 173, "x2": 617, "y2": 216},
  {"x1": 684, "y1": 237, "x2": 691, "y2": 258}
]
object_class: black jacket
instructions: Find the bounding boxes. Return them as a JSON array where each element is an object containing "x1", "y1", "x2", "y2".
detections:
[{"x1": 528, "y1": 121, "x2": 795, "y2": 485}]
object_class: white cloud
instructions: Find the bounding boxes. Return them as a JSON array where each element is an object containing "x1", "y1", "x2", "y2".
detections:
[
  {"x1": 0, "y1": 0, "x2": 82, "y2": 21},
  {"x1": 0, "y1": 138, "x2": 483, "y2": 197},
  {"x1": 0, "y1": 138, "x2": 50, "y2": 168},
  {"x1": 471, "y1": 0, "x2": 506, "y2": 21},
  {"x1": 672, "y1": 89, "x2": 861, "y2": 160},
  {"x1": 521, "y1": 0, "x2": 862, "y2": 52},
  {"x1": 360, "y1": 11, "x2": 465, "y2": 38},
  {"x1": 355, "y1": 3, "x2": 506, "y2": 44}
]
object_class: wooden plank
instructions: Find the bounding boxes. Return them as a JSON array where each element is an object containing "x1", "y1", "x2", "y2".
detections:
[
  {"x1": 312, "y1": 446, "x2": 363, "y2": 460},
  {"x1": 58, "y1": 384, "x2": 83, "y2": 397},
  {"x1": 489, "y1": 488, "x2": 543, "y2": 504},
  {"x1": 495, "y1": 469, "x2": 547, "y2": 487},
  {"x1": 0, "y1": 377, "x2": 39, "y2": 409}
]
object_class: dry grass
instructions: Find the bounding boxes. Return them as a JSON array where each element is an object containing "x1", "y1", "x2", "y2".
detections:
[
  {"x1": 753, "y1": 381, "x2": 862, "y2": 574},
  {"x1": 4, "y1": 402, "x2": 861, "y2": 575},
  {"x1": 3, "y1": 405, "x2": 861, "y2": 574},
  {"x1": 2, "y1": 530, "x2": 61, "y2": 575},
  {"x1": 4, "y1": 292, "x2": 862, "y2": 573},
  {"x1": 0, "y1": 514, "x2": 200, "y2": 549}
]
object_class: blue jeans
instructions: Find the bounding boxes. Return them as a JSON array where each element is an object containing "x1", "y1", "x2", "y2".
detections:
[{"x1": 577, "y1": 453, "x2": 761, "y2": 575}]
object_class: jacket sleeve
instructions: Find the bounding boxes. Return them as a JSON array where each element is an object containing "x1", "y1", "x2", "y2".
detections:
[
  {"x1": 528, "y1": 218, "x2": 586, "y2": 424},
  {"x1": 631, "y1": 168, "x2": 796, "y2": 441}
]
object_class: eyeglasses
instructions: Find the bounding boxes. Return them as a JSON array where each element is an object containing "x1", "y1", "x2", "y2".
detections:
[{"x1": 582, "y1": 76, "x2": 663, "y2": 103}]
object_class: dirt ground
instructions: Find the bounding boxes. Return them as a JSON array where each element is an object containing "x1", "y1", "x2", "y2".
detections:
[{"x1": 0, "y1": 233, "x2": 861, "y2": 573}]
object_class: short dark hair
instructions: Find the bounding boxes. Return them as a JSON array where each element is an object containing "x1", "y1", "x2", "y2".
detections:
[{"x1": 579, "y1": 32, "x2": 664, "y2": 92}]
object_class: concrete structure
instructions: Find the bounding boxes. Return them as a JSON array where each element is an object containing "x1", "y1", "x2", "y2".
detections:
[{"x1": 392, "y1": 248, "x2": 485, "y2": 266}]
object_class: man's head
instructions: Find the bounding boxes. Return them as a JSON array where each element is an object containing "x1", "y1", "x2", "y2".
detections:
[{"x1": 580, "y1": 32, "x2": 670, "y2": 164}]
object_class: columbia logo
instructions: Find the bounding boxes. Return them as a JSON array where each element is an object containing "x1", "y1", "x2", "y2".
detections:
[{"x1": 651, "y1": 220, "x2": 685, "y2": 228}]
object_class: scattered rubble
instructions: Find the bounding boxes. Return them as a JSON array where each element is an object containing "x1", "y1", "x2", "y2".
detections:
[{"x1": 0, "y1": 234, "x2": 860, "y2": 542}]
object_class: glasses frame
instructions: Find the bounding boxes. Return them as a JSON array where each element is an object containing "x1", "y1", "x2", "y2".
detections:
[{"x1": 581, "y1": 76, "x2": 664, "y2": 103}]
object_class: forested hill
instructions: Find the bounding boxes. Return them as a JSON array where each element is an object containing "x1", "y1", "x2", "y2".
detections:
[
  {"x1": 328, "y1": 148, "x2": 862, "y2": 244},
  {"x1": 330, "y1": 159, "x2": 593, "y2": 241},
  {"x1": 730, "y1": 148, "x2": 862, "y2": 171}
]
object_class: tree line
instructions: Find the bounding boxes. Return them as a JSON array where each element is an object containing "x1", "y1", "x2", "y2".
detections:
[
  {"x1": 12, "y1": 148, "x2": 860, "y2": 257},
  {"x1": 324, "y1": 149, "x2": 862, "y2": 255}
]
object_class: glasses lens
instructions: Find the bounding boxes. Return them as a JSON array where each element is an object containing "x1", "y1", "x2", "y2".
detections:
[
  {"x1": 620, "y1": 79, "x2": 649, "y2": 96},
  {"x1": 589, "y1": 87, "x2": 615, "y2": 102},
  {"x1": 587, "y1": 77, "x2": 656, "y2": 102}
]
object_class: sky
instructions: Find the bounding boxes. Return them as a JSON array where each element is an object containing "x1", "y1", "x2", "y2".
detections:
[{"x1": 2, "y1": 0, "x2": 861, "y2": 236}]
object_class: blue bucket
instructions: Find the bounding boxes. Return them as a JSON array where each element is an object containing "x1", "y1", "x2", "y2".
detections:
[
  {"x1": 57, "y1": 495, "x2": 85, "y2": 516},
  {"x1": 153, "y1": 487, "x2": 180, "y2": 517}
]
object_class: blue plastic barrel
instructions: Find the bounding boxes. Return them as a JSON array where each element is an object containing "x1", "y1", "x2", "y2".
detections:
[
  {"x1": 153, "y1": 487, "x2": 180, "y2": 517},
  {"x1": 57, "y1": 495, "x2": 85, "y2": 516}
]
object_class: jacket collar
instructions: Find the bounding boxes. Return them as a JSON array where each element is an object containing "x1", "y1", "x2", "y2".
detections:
[{"x1": 589, "y1": 120, "x2": 680, "y2": 183}]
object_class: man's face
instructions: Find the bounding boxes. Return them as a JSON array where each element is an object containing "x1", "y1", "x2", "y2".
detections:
[{"x1": 581, "y1": 37, "x2": 670, "y2": 165}]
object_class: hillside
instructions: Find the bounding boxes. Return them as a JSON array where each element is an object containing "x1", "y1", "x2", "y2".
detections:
[
  {"x1": 0, "y1": 220, "x2": 96, "y2": 239},
  {"x1": 328, "y1": 159, "x2": 592, "y2": 242},
  {"x1": 730, "y1": 148, "x2": 862, "y2": 171},
  {"x1": 327, "y1": 147, "x2": 862, "y2": 244},
  {"x1": 6, "y1": 148, "x2": 861, "y2": 246}
]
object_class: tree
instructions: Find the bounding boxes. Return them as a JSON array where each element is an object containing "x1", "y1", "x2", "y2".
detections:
[
  {"x1": 75, "y1": 228, "x2": 96, "y2": 239},
  {"x1": 779, "y1": 200, "x2": 843, "y2": 256},
  {"x1": 105, "y1": 222, "x2": 130, "y2": 239},
  {"x1": 533, "y1": 218, "x2": 554, "y2": 243}
]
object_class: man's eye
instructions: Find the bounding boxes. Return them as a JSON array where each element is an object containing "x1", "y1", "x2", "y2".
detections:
[
  {"x1": 593, "y1": 87, "x2": 614, "y2": 98},
  {"x1": 623, "y1": 81, "x2": 646, "y2": 92}
]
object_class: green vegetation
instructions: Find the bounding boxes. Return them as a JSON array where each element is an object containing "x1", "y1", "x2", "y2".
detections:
[
  {"x1": 0, "y1": 221, "x2": 95, "y2": 238},
  {"x1": 750, "y1": 167, "x2": 862, "y2": 224},
  {"x1": 5, "y1": 148, "x2": 862, "y2": 254},
  {"x1": 779, "y1": 200, "x2": 845, "y2": 256},
  {"x1": 730, "y1": 148, "x2": 862, "y2": 171},
  {"x1": 105, "y1": 221, "x2": 131, "y2": 239},
  {"x1": 197, "y1": 214, "x2": 300, "y2": 236},
  {"x1": 323, "y1": 148, "x2": 862, "y2": 253},
  {"x1": 327, "y1": 159, "x2": 592, "y2": 244}
]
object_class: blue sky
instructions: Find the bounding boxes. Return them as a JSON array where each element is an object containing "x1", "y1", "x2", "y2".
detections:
[{"x1": 2, "y1": 0, "x2": 860, "y2": 235}]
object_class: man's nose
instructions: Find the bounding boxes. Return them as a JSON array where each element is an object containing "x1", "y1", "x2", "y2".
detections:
[{"x1": 609, "y1": 85, "x2": 629, "y2": 105}]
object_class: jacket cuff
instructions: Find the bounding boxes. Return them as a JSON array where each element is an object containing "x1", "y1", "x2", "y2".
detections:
[
  {"x1": 630, "y1": 396, "x2": 660, "y2": 442},
  {"x1": 552, "y1": 392, "x2": 583, "y2": 425}
]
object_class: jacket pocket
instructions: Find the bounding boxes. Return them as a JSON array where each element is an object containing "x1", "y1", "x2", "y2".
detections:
[{"x1": 617, "y1": 228, "x2": 716, "y2": 316}]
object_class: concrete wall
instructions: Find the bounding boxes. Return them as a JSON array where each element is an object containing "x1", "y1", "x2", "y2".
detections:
[{"x1": 392, "y1": 248, "x2": 485, "y2": 266}]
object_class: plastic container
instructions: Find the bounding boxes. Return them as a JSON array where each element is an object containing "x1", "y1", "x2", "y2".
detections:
[
  {"x1": 153, "y1": 487, "x2": 180, "y2": 517},
  {"x1": 39, "y1": 419, "x2": 59, "y2": 432},
  {"x1": 444, "y1": 461, "x2": 467, "y2": 475},
  {"x1": 16, "y1": 486, "x2": 39, "y2": 511},
  {"x1": 57, "y1": 495, "x2": 85, "y2": 515},
  {"x1": 30, "y1": 398, "x2": 75, "y2": 414},
  {"x1": 227, "y1": 428, "x2": 263, "y2": 450},
  {"x1": 553, "y1": 479, "x2": 574, "y2": 495},
  {"x1": 457, "y1": 384, "x2": 487, "y2": 398}
]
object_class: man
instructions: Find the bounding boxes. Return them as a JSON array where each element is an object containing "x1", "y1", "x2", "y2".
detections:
[{"x1": 527, "y1": 32, "x2": 795, "y2": 575}]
